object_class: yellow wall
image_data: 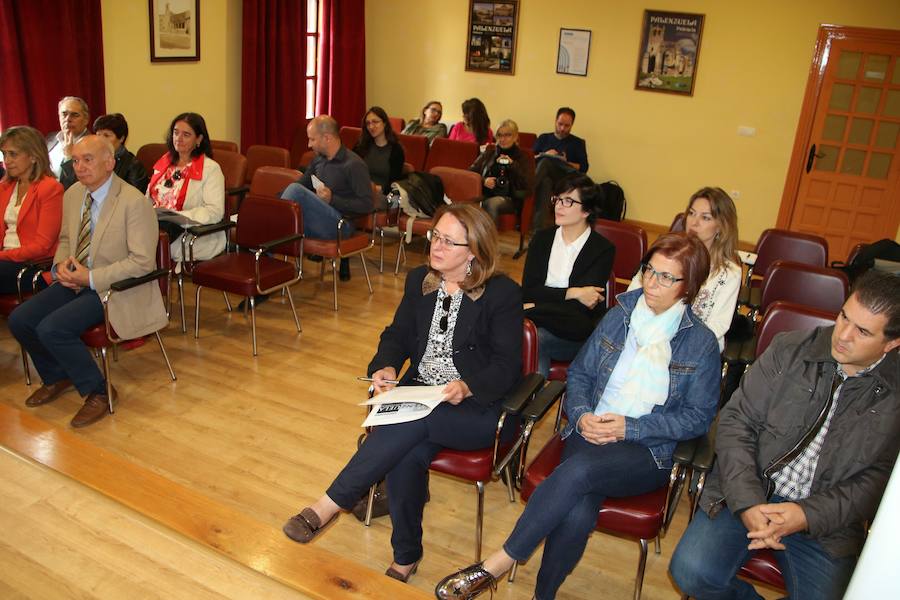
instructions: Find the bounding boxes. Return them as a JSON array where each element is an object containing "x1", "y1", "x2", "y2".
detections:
[
  {"x1": 365, "y1": 0, "x2": 900, "y2": 241},
  {"x1": 101, "y1": 0, "x2": 242, "y2": 152}
]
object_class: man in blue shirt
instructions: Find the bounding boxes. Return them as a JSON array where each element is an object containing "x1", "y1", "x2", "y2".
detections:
[{"x1": 530, "y1": 107, "x2": 589, "y2": 234}]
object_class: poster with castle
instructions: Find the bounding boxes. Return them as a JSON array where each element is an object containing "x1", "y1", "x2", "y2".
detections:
[{"x1": 635, "y1": 10, "x2": 704, "y2": 96}]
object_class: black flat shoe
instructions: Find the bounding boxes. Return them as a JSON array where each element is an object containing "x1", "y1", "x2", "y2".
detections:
[{"x1": 434, "y1": 562, "x2": 497, "y2": 599}]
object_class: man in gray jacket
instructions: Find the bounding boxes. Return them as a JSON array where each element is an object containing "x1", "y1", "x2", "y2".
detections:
[{"x1": 670, "y1": 270, "x2": 900, "y2": 600}]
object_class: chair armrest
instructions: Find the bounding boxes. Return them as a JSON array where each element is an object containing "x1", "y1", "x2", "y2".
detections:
[
  {"x1": 501, "y1": 373, "x2": 545, "y2": 415},
  {"x1": 26, "y1": 256, "x2": 54, "y2": 270},
  {"x1": 692, "y1": 420, "x2": 718, "y2": 472},
  {"x1": 109, "y1": 268, "x2": 170, "y2": 292},
  {"x1": 521, "y1": 380, "x2": 566, "y2": 422},
  {"x1": 672, "y1": 437, "x2": 699, "y2": 465},
  {"x1": 187, "y1": 220, "x2": 236, "y2": 238},
  {"x1": 253, "y1": 233, "x2": 304, "y2": 255},
  {"x1": 227, "y1": 185, "x2": 249, "y2": 197}
]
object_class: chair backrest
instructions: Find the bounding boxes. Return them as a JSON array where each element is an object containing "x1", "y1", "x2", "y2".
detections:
[
  {"x1": 760, "y1": 260, "x2": 849, "y2": 315},
  {"x1": 289, "y1": 121, "x2": 309, "y2": 168},
  {"x1": 136, "y1": 143, "x2": 167, "y2": 175},
  {"x1": 592, "y1": 219, "x2": 648, "y2": 295},
  {"x1": 397, "y1": 133, "x2": 428, "y2": 171},
  {"x1": 388, "y1": 117, "x2": 405, "y2": 133},
  {"x1": 249, "y1": 166, "x2": 300, "y2": 199},
  {"x1": 753, "y1": 228, "x2": 828, "y2": 280},
  {"x1": 211, "y1": 139, "x2": 239, "y2": 153},
  {"x1": 429, "y1": 166, "x2": 482, "y2": 203},
  {"x1": 245, "y1": 145, "x2": 291, "y2": 185},
  {"x1": 518, "y1": 131, "x2": 537, "y2": 150},
  {"x1": 236, "y1": 196, "x2": 303, "y2": 256},
  {"x1": 340, "y1": 126, "x2": 362, "y2": 150},
  {"x1": 606, "y1": 270, "x2": 617, "y2": 309},
  {"x1": 424, "y1": 137, "x2": 480, "y2": 171},
  {"x1": 523, "y1": 318, "x2": 538, "y2": 374},
  {"x1": 756, "y1": 301, "x2": 837, "y2": 358},
  {"x1": 669, "y1": 212, "x2": 685, "y2": 232},
  {"x1": 215, "y1": 149, "x2": 248, "y2": 190}
]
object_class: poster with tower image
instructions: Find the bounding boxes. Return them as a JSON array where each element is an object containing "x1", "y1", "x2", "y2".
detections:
[{"x1": 635, "y1": 9, "x2": 704, "y2": 96}]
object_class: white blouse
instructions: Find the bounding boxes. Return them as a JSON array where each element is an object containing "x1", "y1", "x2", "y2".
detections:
[
  {"x1": 545, "y1": 226, "x2": 591, "y2": 288},
  {"x1": 3, "y1": 182, "x2": 22, "y2": 250}
]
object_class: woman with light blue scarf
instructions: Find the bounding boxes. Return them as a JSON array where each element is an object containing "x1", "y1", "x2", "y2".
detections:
[{"x1": 436, "y1": 233, "x2": 722, "y2": 600}]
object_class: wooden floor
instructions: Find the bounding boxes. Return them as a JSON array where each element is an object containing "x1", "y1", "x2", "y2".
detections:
[{"x1": 0, "y1": 231, "x2": 778, "y2": 599}]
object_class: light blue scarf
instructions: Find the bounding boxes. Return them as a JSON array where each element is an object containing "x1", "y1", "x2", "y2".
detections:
[{"x1": 615, "y1": 295, "x2": 685, "y2": 418}]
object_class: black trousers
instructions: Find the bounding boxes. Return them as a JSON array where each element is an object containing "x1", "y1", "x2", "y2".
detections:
[
  {"x1": 0, "y1": 259, "x2": 49, "y2": 295},
  {"x1": 326, "y1": 399, "x2": 512, "y2": 564}
]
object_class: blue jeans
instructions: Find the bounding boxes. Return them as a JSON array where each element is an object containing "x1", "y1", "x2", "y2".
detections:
[
  {"x1": 536, "y1": 326, "x2": 584, "y2": 379},
  {"x1": 504, "y1": 434, "x2": 669, "y2": 599},
  {"x1": 280, "y1": 183, "x2": 353, "y2": 240},
  {"x1": 8, "y1": 283, "x2": 106, "y2": 396},
  {"x1": 670, "y1": 501, "x2": 856, "y2": 600}
]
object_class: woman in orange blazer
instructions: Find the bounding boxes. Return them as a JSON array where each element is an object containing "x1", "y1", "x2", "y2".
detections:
[{"x1": 0, "y1": 126, "x2": 64, "y2": 294}]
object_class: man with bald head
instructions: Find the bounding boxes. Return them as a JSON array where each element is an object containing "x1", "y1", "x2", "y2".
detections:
[
  {"x1": 9, "y1": 135, "x2": 167, "y2": 427},
  {"x1": 281, "y1": 115, "x2": 372, "y2": 280},
  {"x1": 46, "y1": 96, "x2": 91, "y2": 179}
]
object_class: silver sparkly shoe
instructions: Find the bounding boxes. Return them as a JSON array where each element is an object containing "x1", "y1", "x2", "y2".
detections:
[{"x1": 434, "y1": 562, "x2": 497, "y2": 599}]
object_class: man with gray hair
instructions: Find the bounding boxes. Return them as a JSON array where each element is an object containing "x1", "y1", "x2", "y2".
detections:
[
  {"x1": 670, "y1": 270, "x2": 900, "y2": 599},
  {"x1": 281, "y1": 115, "x2": 372, "y2": 281},
  {"x1": 46, "y1": 96, "x2": 91, "y2": 178}
]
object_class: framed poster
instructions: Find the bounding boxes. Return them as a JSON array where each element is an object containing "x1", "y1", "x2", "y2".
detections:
[
  {"x1": 635, "y1": 9, "x2": 704, "y2": 96},
  {"x1": 465, "y1": 1, "x2": 519, "y2": 75},
  {"x1": 557, "y1": 28, "x2": 592, "y2": 76},
  {"x1": 149, "y1": 0, "x2": 200, "y2": 62}
]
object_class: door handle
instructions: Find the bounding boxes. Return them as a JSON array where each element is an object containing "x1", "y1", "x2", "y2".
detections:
[{"x1": 806, "y1": 144, "x2": 825, "y2": 173}]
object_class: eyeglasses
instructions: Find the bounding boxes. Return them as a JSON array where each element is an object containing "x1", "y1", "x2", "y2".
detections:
[
  {"x1": 439, "y1": 295, "x2": 452, "y2": 333},
  {"x1": 426, "y1": 229, "x2": 468, "y2": 248},
  {"x1": 164, "y1": 169, "x2": 185, "y2": 188},
  {"x1": 551, "y1": 195, "x2": 582, "y2": 208},
  {"x1": 640, "y1": 262, "x2": 684, "y2": 288}
]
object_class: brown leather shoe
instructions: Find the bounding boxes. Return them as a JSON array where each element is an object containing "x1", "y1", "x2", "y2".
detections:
[
  {"x1": 70, "y1": 386, "x2": 117, "y2": 428},
  {"x1": 25, "y1": 380, "x2": 74, "y2": 407},
  {"x1": 283, "y1": 507, "x2": 337, "y2": 544},
  {"x1": 434, "y1": 563, "x2": 497, "y2": 599}
]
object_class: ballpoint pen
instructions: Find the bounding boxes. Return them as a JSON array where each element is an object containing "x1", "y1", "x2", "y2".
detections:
[{"x1": 357, "y1": 376, "x2": 401, "y2": 385}]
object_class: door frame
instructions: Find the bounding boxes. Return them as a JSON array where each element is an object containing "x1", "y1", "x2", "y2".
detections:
[{"x1": 776, "y1": 24, "x2": 900, "y2": 229}]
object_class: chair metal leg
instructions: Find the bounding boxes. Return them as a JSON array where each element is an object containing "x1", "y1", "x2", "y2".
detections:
[
  {"x1": 364, "y1": 483, "x2": 376, "y2": 526},
  {"x1": 503, "y1": 465, "x2": 516, "y2": 502},
  {"x1": 654, "y1": 535, "x2": 661, "y2": 555},
  {"x1": 475, "y1": 480, "x2": 485, "y2": 562},
  {"x1": 194, "y1": 286, "x2": 203, "y2": 338},
  {"x1": 178, "y1": 272, "x2": 187, "y2": 333},
  {"x1": 331, "y1": 259, "x2": 339, "y2": 311},
  {"x1": 359, "y1": 254, "x2": 373, "y2": 295},
  {"x1": 378, "y1": 228, "x2": 385, "y2": 273},
  {"x1": 99, "y1": 347, "x2": 114, "y2": 413},
  {"x1": 634, "y1": 538, "x2": 649, "y2": 600},
  {"x1": 286, "y1": 286, "x2": 302, "y2": 332},
  {"x1": 20, "y1": 345, "x2": 31, "y2": 385},
  {"x1": 394, "y1": 239, "x2": 404, "y2": 275},
  {"x1": 154, "y1": 331, "x2": 177, "y2": 381},
  {"x1": 223, "y1": 292, "x2": 232, "y2": 312},
  {"x1": 249, "y1": 295, "x2": 258, "y2": 356},
  {"x1": 689, "y1": 472, "x2": 707, "y2": 522},
  {"x1": 112, "y1": 343, "x2": 119, "y2": 362}
]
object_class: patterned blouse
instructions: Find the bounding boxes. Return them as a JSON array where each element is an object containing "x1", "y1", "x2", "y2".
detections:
[
  {"x1": 416, "y1": 284, "x2": 464, "y2": 385},
  {"x1": 150, "y1": 163, "x2": 191, "y2": 210}
]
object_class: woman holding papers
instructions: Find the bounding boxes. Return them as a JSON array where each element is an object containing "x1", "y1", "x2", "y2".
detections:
[
  {"x1": 435, "y1": 233, "x2": 720, "y2": 600},
  {"x1": 283, "y1": 203, "x2": 523, "y2": 584},
  {"x1": 147, "y1": 112, "x2": 224, "y2": 262}
]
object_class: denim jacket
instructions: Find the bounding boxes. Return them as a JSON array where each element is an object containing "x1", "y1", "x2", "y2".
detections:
[{"x1": 561, "y1": 289, "x2": 720, "y2": 468}]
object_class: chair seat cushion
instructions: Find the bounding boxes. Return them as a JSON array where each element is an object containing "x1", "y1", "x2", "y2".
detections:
[
  {"x1": 431, "y1": 441, "x2": 514, "y2": 482},
  {"x1": 522, "y1": 434, "x2": 667, "y2": 540},
  {"x1": 192, "y1": 253, "x2": 296, "y2": 296},
  {"x1": 81, "y1": 324, "x2": 147, "y2": 350},
  {"x1": 304, "y1": 233, "x2": 372, "y2": 257},
  {"x1": 548, "y1": 360, "x2": 569, "y2": 382},
  {"x1": 397, "y1": 214, "x2": 434, "y2": 236},
  {"x1": 739, "y1": 550, "x2": 785, "y2": 589}
]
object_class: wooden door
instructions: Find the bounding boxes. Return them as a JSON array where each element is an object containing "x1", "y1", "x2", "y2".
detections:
[{"x1": 778, "y1": 26, "x2": 900, "y2": 263}]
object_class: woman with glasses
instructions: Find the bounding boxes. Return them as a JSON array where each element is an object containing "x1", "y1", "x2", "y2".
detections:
[
  {"x1": 283, "y1": 203, "x2": 523, "y2": 584},
  {"x1": 147, "y1": 112, "x2": 224, "y2": 263},
  {"x1": 627, "y1": 187, "x2": 740, "y2": 351},
  {"x1": 353, "y1": 106, "x2": 406, "y2": 204},
  {"x1": 402, "y1": 100, "x2": 448, "y2": 142},
  {"x1": 521, "y1": 173, "x2": 614, "y2": 377},
  {"x1": 469, "y1": 119, "x2": 533, "y2": 223},
  {"x1": 436, "y1": 232, "x2": 720, "y2": 600}
]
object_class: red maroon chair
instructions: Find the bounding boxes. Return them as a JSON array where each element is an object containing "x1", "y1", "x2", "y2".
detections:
[
  {"x1": 0, "y1": 259, "x2": 53, "y2": 384},
  {"x1": 669, "y1": 212, "x2": 686, "y2": 232},
  {"x1": 80, "y1": 232, "x2": 176, "y2": 412},
  {"x1": 423, "y1": 137, "x2": 480, "y2": 171},
  {"x1": 518, "y1": 131, "x2": 537, "y2": 150},
  {"x1": 758, "y1": 261, "x2": 848, "y2": 319},
  {"x1": 244, "y1": 145, "x2": 292, "y2": 185},
  {"x1": 738, "y1": 228, "x2": 828, "y2": 309},
  {"x1": 135, "y1": 143, "x2": 167, "y2": 177},
  {"x1": 388, "y1": 116, "x2": 405, "y2": 133},
  {"x1": 339, "y1": 126, "x2": 362, "y2": 150},
  {"x1": 363, "y1": 320, "x2": 545, "y2": 562},
  {"x1": 593, "y1": 219, "x2": 648, "y2": 296},
  {"x1": 397, "y1": 133, "x2": 428, "y2": 171},
  {"x1": 191, "y1": 197, "x2": 303, "y2": 355},
  {"x1": 210, "y1": 139, "x2": 238, "y2": 153},
  {"x1": 394, "y1": 167, "x2": 482, "y2": 274}
]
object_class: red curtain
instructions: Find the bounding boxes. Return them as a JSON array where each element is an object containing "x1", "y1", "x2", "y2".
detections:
[
  {"x1": 240, "y1": 0, "x2": 307, "y2": 152},
  {"x1": 0, "y1": 0, "x2": 106, "y2": 133},
  {"x1": 317, "y1": 0, "x2": 366, "y2": 127}
]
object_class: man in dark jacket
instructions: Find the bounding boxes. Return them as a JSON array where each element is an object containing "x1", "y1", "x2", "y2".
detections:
[{"x1": 670, "y1": 270, "x2": 900, "y2": 600}]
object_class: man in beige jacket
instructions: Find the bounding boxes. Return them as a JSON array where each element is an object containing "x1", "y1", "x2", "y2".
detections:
[{"x1": 9, "y1": 135, "x2": 167, "y2": 427}]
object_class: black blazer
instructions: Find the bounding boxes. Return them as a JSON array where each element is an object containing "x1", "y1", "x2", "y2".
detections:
[
  {"x1": 368, "y1": 265, "x2": 523, "y2": 412},
  {"x1": 59, "y1": 147, "x2": 150, "y2": 193},
  {"x1": 522, "y1": 226, "x2": 615, "y2": 341}
]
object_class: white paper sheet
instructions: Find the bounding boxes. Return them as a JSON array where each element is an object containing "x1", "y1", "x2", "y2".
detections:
[{"x1": 360, "y1": 385, "x2": 446, "y2": 427}]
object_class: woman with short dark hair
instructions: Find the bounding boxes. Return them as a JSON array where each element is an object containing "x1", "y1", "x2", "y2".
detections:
[
  {"x1": 436, "y1": 232, "x2": 721, "y2": 600},
  {"x1": 147, "y1": 112, "x2": 224, "y2": 263}
]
